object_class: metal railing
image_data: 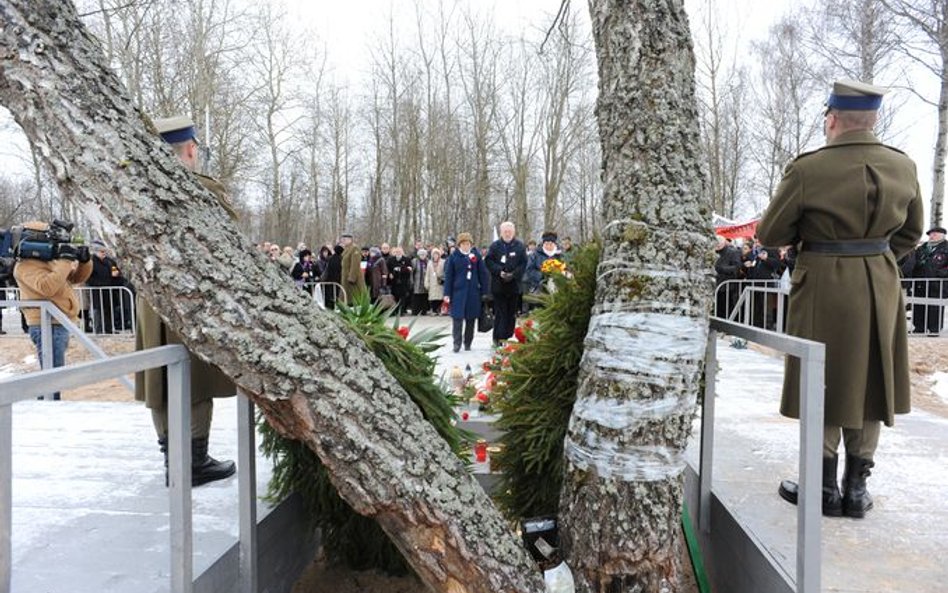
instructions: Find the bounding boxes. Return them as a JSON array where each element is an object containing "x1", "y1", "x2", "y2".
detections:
[
  {"x1": 714, "y1": 278, "x2": 947, "y2": 337},
  {"x1": 0, "y1": 343, "x2": 260, "y2": 593},
  {"x1": 699, "y1": 317, "x2": 826, "y2": 593},
  {"x1": 903, "y1": 277, "x2": 947, "y2": 336},
  {"x1": 2, "y1": 285, "x2": 136, "y2": 338},
  {"x1": 305, "y1": 281, "x2": 347, "y2": 309},
  {"x1": 0, "y1": 299, "x2": 134, "y2": 394}
]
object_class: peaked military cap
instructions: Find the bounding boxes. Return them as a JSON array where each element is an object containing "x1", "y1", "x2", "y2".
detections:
[
  {"x1": 826, "y1": 79, "x2": 887, "y2": 111},
  {"x1": 154, "y1": 115, "x2": 198, "y2": 144}
]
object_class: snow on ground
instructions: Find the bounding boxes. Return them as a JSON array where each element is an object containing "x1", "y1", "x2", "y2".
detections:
[{"x1": 933, "y1": 372, "x2": 948, "y2": 405}]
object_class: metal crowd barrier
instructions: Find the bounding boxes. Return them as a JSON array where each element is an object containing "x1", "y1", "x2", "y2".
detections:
[
  {"x1": 714, "y1": 277, "x2": 946, "y2": 337},
  {"x1": 2, "y1": 285, "x2": 136, "y2": 338},
  {"x1": 0, "y1": 343, "x2": 260, "y2": 593},
  {"x1": 301, "y1": 281, "x2": 347, "y2": 309},
  {"x1": 0, "y1": 299, "x2": 134, "y2": 394},
  {"x1": 700, "y1": 317, "x2": 826, "y2": 593},
  {"x1": 902, "y1": 277, "x2": 947, "y2": 336}
]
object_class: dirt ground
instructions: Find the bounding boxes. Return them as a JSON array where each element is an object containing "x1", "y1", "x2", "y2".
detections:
[
  {"x1": 0, "y1": 331, "x2": 136, "y2": 400},
  {"x1": 291, "y1": 530, "x2": 700, "y2": 593}
]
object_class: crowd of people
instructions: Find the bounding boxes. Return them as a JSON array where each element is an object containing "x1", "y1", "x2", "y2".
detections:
[
  {"x1": 714, "y1": 227, "x2": 947, "y2": 334},
  {"x1": 255, "y1": 224, "x2": 574, "y2": 351}
]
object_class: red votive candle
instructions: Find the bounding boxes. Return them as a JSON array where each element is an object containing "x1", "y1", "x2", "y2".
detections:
[{"x1": 474, "y1": 440, "x2": 488, "y2": 463}]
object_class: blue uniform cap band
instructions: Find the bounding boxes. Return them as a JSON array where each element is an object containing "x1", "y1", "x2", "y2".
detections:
[
  {"x1": 159, "y1": 126, "x2": 197, "y2": 144},
  {"x1": 826, "y1": 93, "x2": 882, "y2": 111}
]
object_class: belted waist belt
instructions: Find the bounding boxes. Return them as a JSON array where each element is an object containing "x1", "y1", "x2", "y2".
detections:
[{"x1": 802, "y1": 239, "x2": 890, "y2": 256}]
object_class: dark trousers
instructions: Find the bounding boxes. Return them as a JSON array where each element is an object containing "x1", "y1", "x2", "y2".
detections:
[
  {"x1": 411, "y1": 293, "x2": 429, "y2": 315},
  {"x1": 912, "y1": 280, "x2": 946, "y2": 334},
  {"x1": 394, "y1": 288, "x2": 410, "y2": 314},
  {"x1": 452, "y1": 317, "x2": 475, "y2": 349},
  {"x1": 492, "y1": 293, "x2": 518, "y2": 341}
]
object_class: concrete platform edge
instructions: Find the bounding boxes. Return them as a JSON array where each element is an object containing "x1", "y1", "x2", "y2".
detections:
[
  {"x1": 195, "y1": 492, "x2": 320, "y2": 593},
  {"x1": 684, "y1": 463, "x2": 795, "y2": 593}
]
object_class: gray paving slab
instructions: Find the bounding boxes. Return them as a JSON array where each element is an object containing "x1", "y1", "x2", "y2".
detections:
[{"x1": 689, "y1": 338, "x2": 948, "y2": 592}]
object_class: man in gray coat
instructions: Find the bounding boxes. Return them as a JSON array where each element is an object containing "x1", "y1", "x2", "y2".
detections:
[{"x1": 758, "y1": 80, "x2": 924, "y2": 518}]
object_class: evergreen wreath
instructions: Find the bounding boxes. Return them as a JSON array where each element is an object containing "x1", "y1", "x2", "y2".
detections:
[
  {"x1": 259, "y1": 292, "x2": 469, "y2": 574},
  {"x1": 492, "y1": 242, "x2": 600, "y2": 519}
]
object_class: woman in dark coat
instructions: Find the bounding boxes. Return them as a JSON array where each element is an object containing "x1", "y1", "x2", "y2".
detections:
[
  {"x1": 290, "y1": 249, "x2": 317, "y2": 295},
  {"x1": 367, "y1": 247, "x2": 389, "y2": 303},
  {"x1": 443, "y1": 232, "x2": 489, "y2": 352},
  {"x1": 322, "y1": 245, "x2": 344, "y2": 310},
  {"x1": 315, "y1": 244, "x2": 332, "y2": 279}
]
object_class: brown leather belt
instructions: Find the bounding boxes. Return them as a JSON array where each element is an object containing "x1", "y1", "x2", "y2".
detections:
[{"x1": 802, "y1": 238, "x2": 890, "y2": 256}]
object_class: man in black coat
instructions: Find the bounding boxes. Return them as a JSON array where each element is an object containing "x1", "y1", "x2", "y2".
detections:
[
  {"x1": 388, "y1": 246, "x2": 413, "y2": 314},
  {"x1": 713, "y1": 236, "x2": 742, "y2": 318},
  {"x1": 744, "y1": 246, "x2": 781, "y2": 329},
  {"x1": 322, "y1": 244, "x2": 344, "y2": 310},
  {"x1": 485, "y1": 221, "x2": 527, "y2": 346},
  {"x1": 86, "y1": 240, "x2": 127, "y2": 333},
  {"x1": 910, "y1": 226, "x2": 948, "y2": 334}
]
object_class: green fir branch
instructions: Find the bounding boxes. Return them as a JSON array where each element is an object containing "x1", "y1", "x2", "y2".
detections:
[
  {"x1": 259, "y1": 291, "x2": 470, "y2": 574},
  {"x1": 492, "y1": 242, "x2": 600, "y2": 520}
]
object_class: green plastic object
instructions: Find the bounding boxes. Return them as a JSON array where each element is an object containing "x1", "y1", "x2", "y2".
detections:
[{"x1": 681, "y1": 503, "x2": 713, "y2": 593}]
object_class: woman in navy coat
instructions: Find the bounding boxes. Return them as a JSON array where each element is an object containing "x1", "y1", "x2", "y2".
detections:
[{"x1": 442, "y1": 232, "x2": 489, "y2": 352}]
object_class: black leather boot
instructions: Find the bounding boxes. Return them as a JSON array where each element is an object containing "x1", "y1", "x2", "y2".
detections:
[
  {"x1": 159, "y1": 437, "x2": 236, "y2": 487},
  {"x1": 191, "y1": 437, "x2": 236, "y2": 487},
  {"x1": 158, "y1": 438, "x2": 169, "y2": 487},
  {"x1": 842, "y1": 455, "x2": 874, "y2": 518},
  {"x1": 777, "y1": 455, "x2": 843, "y2": 517}
]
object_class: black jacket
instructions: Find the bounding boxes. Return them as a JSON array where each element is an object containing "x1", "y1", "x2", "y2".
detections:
[
  {"x1": 323, "y1": 250, "x2": 343, "y2": 284},
  {"x1": 714, "y1": 244, "x2": 742, "y2": 283},
  {"x1": 912, "y1": 240, "x2": 948, "y2": 279},
  {"x1": 485, "y1": 238, "x2": 527, "y2": 295}
]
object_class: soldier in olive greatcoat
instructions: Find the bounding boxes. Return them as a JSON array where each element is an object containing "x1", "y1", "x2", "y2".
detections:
[
  {"x1": 339, "y1": 232, "x2": 366, "y2": 304},
  {"x1": 758, "y1": 80, "x2": 924, "y2": 518},
  {"x1": 136, "y1": 115, "x2": 237, "y2": 487}
]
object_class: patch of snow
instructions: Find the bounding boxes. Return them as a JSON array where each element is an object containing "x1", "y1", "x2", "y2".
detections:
[
  {"x1": 933, "y1": 372, "x2": 948, "y2": 405},
  {"x1": 0, "y1": 364, "x2": 16, "y2": 380}
]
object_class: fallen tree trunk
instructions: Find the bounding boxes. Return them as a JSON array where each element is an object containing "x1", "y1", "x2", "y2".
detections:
[
  {"x1": 0, "y1": 2, "x2": 544, "y2": 591},
  {"x1": 559, "y1": 0, "x2": 714, "y2": 591}
]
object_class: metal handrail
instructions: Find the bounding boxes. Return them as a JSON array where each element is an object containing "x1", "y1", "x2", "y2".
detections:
[
  {"x1": 0, "y1": 345, "x2": 258, "y2": 593},
  {"x1": 700, "y1": 317, "x2": 826, "y2": 593}
]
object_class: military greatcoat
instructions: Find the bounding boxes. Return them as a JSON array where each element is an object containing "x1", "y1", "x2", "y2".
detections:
[
  {"x1": 340, "y1": 243, "x2": 366, "y2": 304},
  {"x1": 758, "y1": 130, "x2": 924, "y2": 428},
  {"x1": 135, "y1": 173, "x2": 237, "y2": 408}
]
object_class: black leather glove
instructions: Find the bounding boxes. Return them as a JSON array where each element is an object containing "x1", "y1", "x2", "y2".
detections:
[
  {"x1": 57, "y1": 243, "x2": 78, "y2": 261},
  {"x1": 76, "y1": 245, "x2": 91, "y2": 263}
]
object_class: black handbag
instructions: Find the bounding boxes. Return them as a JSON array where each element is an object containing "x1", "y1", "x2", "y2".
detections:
[{"x1": 478, "y1": 303, "x2": 494, "y2": 333}]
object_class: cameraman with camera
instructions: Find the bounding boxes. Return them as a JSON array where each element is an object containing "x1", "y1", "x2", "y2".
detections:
[{"x1": 12, "y1": 220, "x2": 92, "y2": 400}]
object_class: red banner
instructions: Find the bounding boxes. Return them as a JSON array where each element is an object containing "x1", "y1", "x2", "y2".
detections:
[{"x1": 714, "y1": 219, "x2": 759, "y2": 240}]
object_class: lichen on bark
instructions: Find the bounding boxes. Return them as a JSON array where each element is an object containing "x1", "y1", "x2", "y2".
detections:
[
  {"x1": 0, "y1": 2, "x2": 544, "y2": 591},
  {"x1": 559, "y1": 0, "x2": 714, "y2": 591}
]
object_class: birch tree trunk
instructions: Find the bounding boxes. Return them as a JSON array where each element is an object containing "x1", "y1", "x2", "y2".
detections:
[
  {"x1": 0, "y1": 3, "x2": 545, "y2": 592},
  {"x1": 559, "y1": 1, "x2": 714, "y2": 591}
]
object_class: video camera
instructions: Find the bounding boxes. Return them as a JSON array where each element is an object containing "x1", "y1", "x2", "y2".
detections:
[{"x1": 3, "y1": 219, "x2": 91, "y2": 263}]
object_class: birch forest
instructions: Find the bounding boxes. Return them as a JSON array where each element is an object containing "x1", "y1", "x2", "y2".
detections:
[{"x1": 0, "y1": 0, "x2": 946, "y2": 245}]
